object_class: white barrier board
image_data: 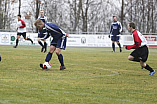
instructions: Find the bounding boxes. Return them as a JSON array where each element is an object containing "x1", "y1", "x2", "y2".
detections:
[{"x1": 0, "y1": 32, "x2": 157, "y2": 47}]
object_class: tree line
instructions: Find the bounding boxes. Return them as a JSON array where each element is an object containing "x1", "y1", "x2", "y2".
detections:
[{"x1": 0, "y1": 0, "x2": 156, "y2": 34}]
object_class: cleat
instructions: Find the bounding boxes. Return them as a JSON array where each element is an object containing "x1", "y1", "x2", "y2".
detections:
[
  {"x1": 149, "y1": 71, "x2": 155, "y2": 76},
  {"x1": 13, "y1": 46, "x2": 17, "y2": 48},
  {"x1": 44, "y1": 50, "x2": 47, "y2": 53},
  {"x1": 40, "y1": 63, "x2": 44, "y2": 69},
  {"x1": 120, "y1": 48, "x2": 122, "y2": 52},
  {"x1": 44, "y1": 49, "x2": 47, "y2": 53},
  {"x1": 141, "y1": 66, "x2": 143, "y2": 69},
  {"x1": 60, "y1": 66, "x2": 66, "y2": 70},
  {"x1": 112, "y1": 51, "x2": 115, "y2": 53},
  {"x1": 41, "y1": 47, "x2": 44, "y2": 52}
]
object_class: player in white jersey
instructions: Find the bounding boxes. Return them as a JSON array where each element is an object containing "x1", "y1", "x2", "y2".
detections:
[
  {"x1": 13, "y1": 15, "x2": 33, "y2": 48},
  {"x1": 126, "y1": 22, "x2": 155, "y2": 76}
]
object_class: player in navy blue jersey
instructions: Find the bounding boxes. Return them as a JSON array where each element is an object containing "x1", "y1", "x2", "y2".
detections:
[
  {"x1": 34, "y1": 19, "x2": 68, "y2": 70},
  {"x1": 109, "y1": 16, "x2": 122, "y2": 52},
  {"x1": 38, "y1": 10, "x2": 48, "y2": 53}
]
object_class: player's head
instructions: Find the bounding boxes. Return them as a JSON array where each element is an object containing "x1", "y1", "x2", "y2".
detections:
[
  {"x1": 40, "y1": 10, "x2": 44, "y2": 17},
  {"x1": 113, "y1": 16, "x2": 117, "y2": 22},
  {"x1": 17, "y1": 14, "x2": 21, "y2": 20},
  {"x1": 128, "y1": 22, "x2": 136, "y2": 32},
  {"x1": 34, "y1": 19, "x2": 44, "y2": 30}
]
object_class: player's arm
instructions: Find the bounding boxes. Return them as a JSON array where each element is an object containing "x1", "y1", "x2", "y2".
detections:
[
  {"x1": 109, "y1": 24, "x2": 113, "y2": 38},
  {"x1": 41, "y1": 32, "x2": 50, "y2": 40},
  {"x1": 126, "y1": 33, "x2": 142, "y2": 50},
  {"x1": 19, "y1": 20, "x2": 26, "y2": 28},
  {"x1": 45, "y1": 17, "x2": 48, "y2": 23},
  {"x1": 119, "y1": 22, "x2": 122, "y2": 33}
]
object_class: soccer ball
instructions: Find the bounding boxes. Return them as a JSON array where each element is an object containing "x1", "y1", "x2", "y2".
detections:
[{"x1": 43, "y1": 62, "x2": 51, "y2": 69}]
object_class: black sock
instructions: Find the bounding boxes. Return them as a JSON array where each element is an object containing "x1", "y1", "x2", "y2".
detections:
[
  {"x1": 58, "y1": 54, "x2": 64, "y2": 66},
  {"x1": 144, "y1": 64, "x2": 154, "y2": 72},
  {"x1": 118, "y1": 43, "x2": 121, "y2": 49},
  {"x1": 27, "y1": 38, "x2": 33, "y2": 44},
  {"x1": 38, "y1": 41, "x2": 44, "y2": 47},
  {"x1": 16, "y1": 39, "x2": 19, "y2": 46},
  {"x1": 112, "y1": 43, "x2": 115, "y2": 52},
  {"x1": 44, "y1": 42, "x2": 47, "y2": 51}
]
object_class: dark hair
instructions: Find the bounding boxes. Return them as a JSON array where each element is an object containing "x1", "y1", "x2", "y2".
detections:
[
  {"x1": 17, "y1": 14, "x2": 21, "y2": 18},
  {"x1": 113, "y1": 16, "x2": 117, "y2": 18},
  {"x1": 129, "y1": 22, "x2": 136, "y2": 29}
]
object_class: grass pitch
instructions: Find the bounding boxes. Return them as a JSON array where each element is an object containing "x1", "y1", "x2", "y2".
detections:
[{"x1": 0, "y1": 46, "x2": 157, "y2": 104}]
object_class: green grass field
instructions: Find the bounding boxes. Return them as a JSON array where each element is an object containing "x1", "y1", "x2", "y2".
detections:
[{"x1": 0, "y1": 46, "x2": 157, "y2": 104}]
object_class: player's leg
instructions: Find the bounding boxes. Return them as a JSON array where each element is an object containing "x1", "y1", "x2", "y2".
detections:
[
  {"x1": 43, "y1": 40, "x2": 47, "y2": 53},
  {"x1": 112, "y1": 41, "x2": 115, "y2": 52},
  {"x1": 45, "y1": 45, "x2": 56, "y2": 62},
  {"x1": 0, "y1": 53, "x2": 1, "y2": 61},
  {"x1": 111, "y1": 36, "x2": 115, "y2": 52},
  {"x1": 56, "y1": 48, "x2": 66, "y2": 70},
  {"x1": 38, "y1": 38, "x2": 44, "y2": 52},
  {"x1": 116, "y1": 36, "x2": 122, "y2": 52},
  {"x1": 23, "y1": 32, "x2": 33, "y2": 44},
  {"x1": 128, "y1": 49, "x2": 140, "y2": 62},
  {"x1": 140, "y1": 61, "x2": 155, "y2": 75},
  {"x1": 140, "y1": 46, "x2": 155, "y2": 75},
  {"x1": 56, "y1": 36, "x2": 67, "y2": 70},
  {"x1": 13, "y1": 33, "x2": 21, "y2": 48},
  {"x1": 40, "y1": 45, "x2": 56, "y2": 69}
]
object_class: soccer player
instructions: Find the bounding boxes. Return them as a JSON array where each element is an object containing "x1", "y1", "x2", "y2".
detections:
[
  {"x1": 38, "y1": 10, "x2": 48, "y2": 53},
  {"x1": 0, "y1": 54, "x2": 1, "y2": 61},
  {"x1": 34, "y1": 19, "x2": 68, "y2": 70},
  {"x1": 13, "y1": 15, "x2": 33, "y2": 48},
  {"x1": 126, "y1": 22, "x2": 155, "y2": 76},
  {"x1": 109, "y1": 16, "x2": 122, "y2": 52}
]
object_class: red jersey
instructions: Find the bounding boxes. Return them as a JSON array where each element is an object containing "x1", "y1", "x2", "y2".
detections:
[
  {"x1": 126, "y1": 30, "x2": 147, "y2": 50},
  {"x1": 17, "y1": 19, "x2": 26, "y2": 33}
]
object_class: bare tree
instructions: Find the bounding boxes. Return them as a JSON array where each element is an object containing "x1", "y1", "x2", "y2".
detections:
[
  {"x1": 18, "y1": 0, "x2": 21, "y2": 15},
  {"x1": 0, "y1": 0, "x2": 3, "y2": 29}
]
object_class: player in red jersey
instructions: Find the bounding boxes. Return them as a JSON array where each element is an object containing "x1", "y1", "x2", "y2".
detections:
[
  {"x1": 13, "y1": 15, "x2": 33, "y2": 48},
  {"x1": 126, "y1": 22, "x2": 155, "y2": 76}
]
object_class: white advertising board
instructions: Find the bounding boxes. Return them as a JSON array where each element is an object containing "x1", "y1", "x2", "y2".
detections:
[{"x1": 0, "y1": 32, "x2": 157, "y2": 48}]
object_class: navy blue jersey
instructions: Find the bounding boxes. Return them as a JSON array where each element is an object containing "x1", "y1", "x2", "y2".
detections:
[
  {"x1": 38, "y1": 16, "x2": 48, "y2": 23},
  {"x1": 109, "y1": 21, "x2": 122, "y2": 36},
  {"x1": 42, "y1": 23, "x2": 66, "y2": 45},
  {"x1": 43, "y1": 23, "x2": 65, "y2": 38}
]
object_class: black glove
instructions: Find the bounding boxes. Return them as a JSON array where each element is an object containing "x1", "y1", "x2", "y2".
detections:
[
  {"x1": 125, "y1": 46, "x2": 127, "y2": 49},
  {"x1": 108, "y1": 35, "x2": 110, "y2": 38}
]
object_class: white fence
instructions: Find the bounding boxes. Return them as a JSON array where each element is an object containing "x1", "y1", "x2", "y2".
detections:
[{"x1": 0, "y1": 32, "x2": 157, "y2": 47}]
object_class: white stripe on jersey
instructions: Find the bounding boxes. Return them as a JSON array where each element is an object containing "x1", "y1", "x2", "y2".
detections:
[
  {"x1": 136, "y1": 31, "x2": 147, "y2": 47},
  {"x1": 45, "y1": 24, "x2": 62, "y2": 34}
]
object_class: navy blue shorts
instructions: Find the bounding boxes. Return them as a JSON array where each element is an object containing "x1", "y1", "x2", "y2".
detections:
[
  {"x1": 56, "y1": 36, "x2": 67, "y2": 50},
  {"x1": 50, "y1": 33, "x2": 64, "y2": 47},
  {"x1": 111, "y1": 36, "x2": 120, "y2": 41}
]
